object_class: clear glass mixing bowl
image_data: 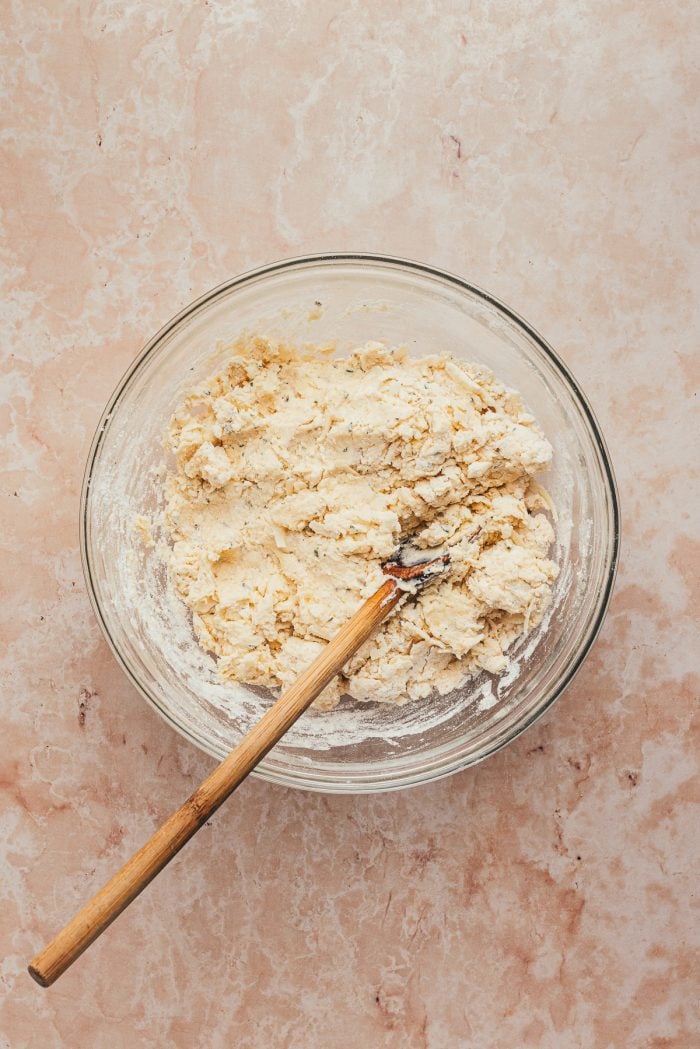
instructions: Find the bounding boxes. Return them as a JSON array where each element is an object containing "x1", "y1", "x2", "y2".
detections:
[{"x1": 81, "y1": 254, "x2": 619, "y2": 793}]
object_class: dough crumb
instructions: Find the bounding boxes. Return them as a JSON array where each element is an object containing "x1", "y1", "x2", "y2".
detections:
[{"x1": 134, "y1": 514, "x2": 155, "y2": 549}]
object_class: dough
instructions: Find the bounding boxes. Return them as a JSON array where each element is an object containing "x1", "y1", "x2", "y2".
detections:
[{"x1": 163, "y1": 337, "x2": 558, "y2": 710}]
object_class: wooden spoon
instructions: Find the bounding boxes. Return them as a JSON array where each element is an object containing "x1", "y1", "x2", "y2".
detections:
[{"x1": 28, "y1": 552, "x2": 449, "y2": 987}]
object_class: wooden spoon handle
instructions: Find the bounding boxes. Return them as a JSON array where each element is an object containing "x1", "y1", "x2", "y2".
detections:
[{"x1": 28, "y1": 577, "x2": 401, "y2": 987}]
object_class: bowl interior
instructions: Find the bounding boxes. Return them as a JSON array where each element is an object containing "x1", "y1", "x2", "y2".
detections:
[{"x1": 83, "y1": 256, "x2": 618, "y2": 792}]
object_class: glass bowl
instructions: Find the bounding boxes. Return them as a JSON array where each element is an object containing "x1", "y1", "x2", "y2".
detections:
[{"x1": 81, "y1": 254, "x2": 619, "y2": 793}]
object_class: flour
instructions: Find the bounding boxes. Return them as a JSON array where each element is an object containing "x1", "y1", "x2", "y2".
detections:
[{"x1": 159, "y1": 337, "x2": 558, "y2": 710}]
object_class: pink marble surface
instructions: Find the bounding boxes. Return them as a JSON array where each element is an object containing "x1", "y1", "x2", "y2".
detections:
[{"x1": 1, "y1": 2, "x2": 698, "y2": 1046}]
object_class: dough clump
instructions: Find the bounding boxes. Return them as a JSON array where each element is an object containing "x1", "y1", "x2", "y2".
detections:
[{"x1": 164, "y1": 338, "x2": 558, "y2": 709}]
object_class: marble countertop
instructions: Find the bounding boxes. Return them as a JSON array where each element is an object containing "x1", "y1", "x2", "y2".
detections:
[{"x1": 2, "y1": 2, "x2": 697, "y2": 1047}]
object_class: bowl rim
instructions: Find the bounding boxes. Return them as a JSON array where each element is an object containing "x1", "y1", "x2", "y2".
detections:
[{"x1": 80, "y1": 252, "x2": 621, "y2": 793}]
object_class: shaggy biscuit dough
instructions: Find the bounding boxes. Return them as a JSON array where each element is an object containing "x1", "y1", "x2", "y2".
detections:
[{"x1": 164, "y1": 338, "x2": 558, "y2": 710}]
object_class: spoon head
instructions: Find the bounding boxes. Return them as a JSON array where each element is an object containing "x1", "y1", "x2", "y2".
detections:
[{"x1": 382, "y1": 550, "x2": 450, "y2": 586}]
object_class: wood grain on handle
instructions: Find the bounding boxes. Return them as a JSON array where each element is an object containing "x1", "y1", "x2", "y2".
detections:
[{"x1": 28, "y1": 577, "x2": 402, "y2": 987}]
